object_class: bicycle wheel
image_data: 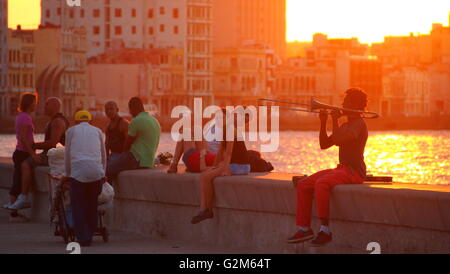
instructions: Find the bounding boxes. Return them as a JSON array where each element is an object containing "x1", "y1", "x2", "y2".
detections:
[{"x1": 57, "y1": 202, "x2": 69, "y2": 244}]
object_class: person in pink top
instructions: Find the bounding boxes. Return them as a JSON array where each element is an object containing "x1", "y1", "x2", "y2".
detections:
[{"x1": 3, "y1": 93, "x2": 37, "y2": 222}]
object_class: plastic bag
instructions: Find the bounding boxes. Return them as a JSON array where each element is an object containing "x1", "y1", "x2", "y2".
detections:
[{"x1": 98, "y1": 182, "x2": 115, "y2": 204}]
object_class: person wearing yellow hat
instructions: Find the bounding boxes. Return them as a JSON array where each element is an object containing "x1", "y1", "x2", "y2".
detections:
[
  {"x1": 62, "y1": 109, "x2": 106, "y2": 246},
  {"x1": 74, "y1": 110, "x2": 92, "y2": 122}
]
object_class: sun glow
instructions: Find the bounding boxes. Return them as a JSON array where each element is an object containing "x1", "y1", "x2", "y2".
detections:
[
  {"x1": 8, "y1": 0, "x2": 450, "y2": 44},
  {"x1": 287, "y1": 0, "x2": 450, "y2": 43}
]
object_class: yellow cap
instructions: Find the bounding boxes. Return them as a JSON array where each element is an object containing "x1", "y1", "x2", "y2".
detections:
[{"x1": 75, "y1": 110, "x2": 92, "y2": 121}]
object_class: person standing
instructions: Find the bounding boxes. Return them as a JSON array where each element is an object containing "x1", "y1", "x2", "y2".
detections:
[
  {"x1": 3, "y1": 93, "x2": 37, "y2": 222},
  {"x1": 104, "y1": 101, "x2": 129, "y2": 162},
  {"x1": 62, "y1": 110, "x2": 106, "y2": 246},
  {"x1": 106, "y1": 97, "x2": 161, "y2": 180},
  {"x1": 8, "y1": 97, "x2": 69, "y2": 210}
]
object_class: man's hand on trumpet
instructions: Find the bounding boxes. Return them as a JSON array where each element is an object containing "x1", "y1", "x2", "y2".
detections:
[
  {"x1": 330, "y1": 109, "x2": 343, "y2": 121},
  {"x1": 319, "y1": 109, "x2": 328, "y2": 124}
]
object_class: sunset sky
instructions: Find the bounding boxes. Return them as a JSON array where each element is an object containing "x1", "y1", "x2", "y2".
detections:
[{"x1": 7, "y1": 0, "x2": 450, "y2": 44}]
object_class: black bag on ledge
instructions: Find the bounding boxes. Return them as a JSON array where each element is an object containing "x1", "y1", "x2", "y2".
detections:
[{"x1": 247, "y1": 150, "x2": 274, "y2": 172}]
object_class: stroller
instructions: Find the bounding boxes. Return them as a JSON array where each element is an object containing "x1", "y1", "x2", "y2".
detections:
[
  {"x1": 46, "y1": 147, "x2": 113, "y2": 244},
  {"x1": 47, "y1": 174, "x2": 111, "y2": 244}
]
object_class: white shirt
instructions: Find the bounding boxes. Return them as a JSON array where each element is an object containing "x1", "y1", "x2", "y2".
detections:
[{"x1": 65, "y1": 122, "x2": 106, "y2": 183}]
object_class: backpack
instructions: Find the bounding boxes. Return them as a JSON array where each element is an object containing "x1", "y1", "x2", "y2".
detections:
[{"x1": 247, "y1": 150, "x2": 274, "y2": 172}]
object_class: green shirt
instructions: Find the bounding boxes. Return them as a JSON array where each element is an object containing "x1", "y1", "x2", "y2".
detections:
[{"x1": 128, "y1": 112, "x2": 161, "y2": 168}]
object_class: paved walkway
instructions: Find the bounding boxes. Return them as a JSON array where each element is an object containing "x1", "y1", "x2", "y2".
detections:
[{"x1": 0, "y1": 210, "x2": 249, "y2": 254}]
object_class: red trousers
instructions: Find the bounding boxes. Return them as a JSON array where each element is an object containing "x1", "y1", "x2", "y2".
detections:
[{"x1": 296, "y1": 164, "x2": 363, "y2": 227}]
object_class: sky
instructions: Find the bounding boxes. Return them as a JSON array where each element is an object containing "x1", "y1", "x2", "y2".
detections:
[{"x1": 7, "y1": 0, "x2": 450, "y2": 44}]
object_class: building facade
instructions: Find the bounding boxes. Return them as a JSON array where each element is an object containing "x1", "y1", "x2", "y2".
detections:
[
  {"x1": 212, "y1": 0, "x2": 286, "y2": 58},
  {"x1": 42, "y1": 0, "x2": 213, "y2": 110},
  {"x1": 372, "y1": 14, "x2": 450, "y2": 117},
  {"x1": 381, "y1": 67, "x2": 431, "y2": 117},
  {"x1": 0, "y1": 0, "x2": 8, "y2": 113},
  {"x1": 213, "y1": 45, "x2": 274, "y2": 106},
  {"x1": 273, "y1": 57, "x2": 336, "y2": 106},
  {"x1": 34, "y1": 26, "x2": 88, "y2": 116},
  {"x1": 0, "y1": 29, "x2": 37, "y2": 117}
]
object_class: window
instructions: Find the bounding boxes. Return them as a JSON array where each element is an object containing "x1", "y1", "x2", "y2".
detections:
[
  {"x1": 160, "y1": 7, "x2": 165, "y2": 15},
  {"x1": 160, "y1": 24, "x2": 165, "y2": 32},
  {"x1": 93, "y1": 26, "x2": 100, "y2": 35},
  {"x1": 131, "y1": 26, "x2": 136, "y2": 34},
  {"x1": 57, "y1": 8, "x2": 61, "y2": 16},
  {"x1": 174, "y1": 25, "x2": 178, "y2": 34},
  {"x1": 115, "y1": 8, "x2": 122, "y2": 17},
  {"x1": 46, "y1": 9, "x2": 50, "y2": 18},
  {"x1": 148, "y1": 27, "x2": 154, "y2": 35},
  {"x1": 115, "y1": 26, "x2": 122, "y2": 35},
  {"x1": 132, "y1": 9, "x2": 136, "y2": 17},
  {"x1": 148, "y1": 9, "x2": 154, "y2": 18},
  {"x1": 80, "y1": 9, "x2": 85, "y2": 18},
  {"x1": 69, "y1": 9, "x2": 74, "y2": 18},
  {"x1": 173, "y1": 8, "x2": 179, "y2": 18},
  {"x1": 93, "y1": 9, "x2": 100, "y2": 18}
]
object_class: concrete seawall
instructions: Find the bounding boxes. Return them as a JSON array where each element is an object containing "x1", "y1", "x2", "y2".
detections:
[{"x1": 1, "y1": 158, "x2": 449, "y2": 254}]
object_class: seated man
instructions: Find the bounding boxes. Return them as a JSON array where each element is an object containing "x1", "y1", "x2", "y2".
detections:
[
  {"x1": 62, "y1": 110, "x2": 106, "y2": 246},
  {"x1": 287, "y1": 87, "x2": 369, "y2": 246},
  {"x1": 106, "y1": 97, "x2": 161, "y2": 180},
  {"x1": 104, "y1": 101, "x2": 129, "y2": 163},
  {"x1": 9, "y1": 97, "x2": 69, "y2": 210}
]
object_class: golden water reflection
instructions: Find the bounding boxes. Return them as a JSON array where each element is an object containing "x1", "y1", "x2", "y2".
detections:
[
  {"x1": 247, "y1": 131, "x2": 450, "y2": 185},
  {"x1": 1, "y1": 131, "x2": 450, "y2": 185}
]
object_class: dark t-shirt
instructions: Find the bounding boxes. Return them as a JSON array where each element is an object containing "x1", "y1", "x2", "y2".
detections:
[
  {"x1": 106, "y1": 117, "x2": 126, "y2": 154},
  {"x1": 44, "y1": 113, "x2": 69, "y2": 152},
  {"x1": 336, "y1": 118, "x2": 368, "y2": 178},
  {"x1": 222, "y1": 131, "x2": 249, "y2": 165}
]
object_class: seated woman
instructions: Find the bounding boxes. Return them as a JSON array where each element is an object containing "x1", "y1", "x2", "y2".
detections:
[
  {"x1": 191, "y1": 111, "x2": 251, "y2": 224},
  {"x1": 167, "y1": 122, "x2": 221, "y2": 173}
]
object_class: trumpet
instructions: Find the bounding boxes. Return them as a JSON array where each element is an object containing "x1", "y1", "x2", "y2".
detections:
[{"x1": 258, "y1": 98, "x2": 380, "y2": 119}]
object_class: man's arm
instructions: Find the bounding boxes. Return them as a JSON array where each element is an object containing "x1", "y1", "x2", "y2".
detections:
[
  {"x1": 330, "y1": 111, "x2": 360, "y2": 146},
  {"x1": 33, "y1": 118, "x2": 66, "y2": 150},
  {"x1": 64, "y1": 129, "x2": 72, "y2": 178},
  {"x1": 123, "y1": 118, "x2": 137, "y2": 152},
  {"x1": 105, "y1": 129, "x2": 110, "y2": 156},
  {"x1": 123, "y1": 135, "x2": 137, "y2": 152},
  {"x1": 120, "y1": 119, "x2": 129, "y2": 141},
  {"x1": 319, "y1": 110, "x2": 334, "y2": 149},
  {"x1": 100, "y1": 130, "x2": 107, "y2": 173}
]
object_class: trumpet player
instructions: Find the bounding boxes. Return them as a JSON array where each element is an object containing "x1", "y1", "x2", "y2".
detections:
[{"x1": 287, "y1": 87, "x2": 369, "y2": 246}]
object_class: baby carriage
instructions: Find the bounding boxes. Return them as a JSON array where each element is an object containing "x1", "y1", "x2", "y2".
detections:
[{"x1": 46, "y1": 147, "x2": 114, "y2": 244}]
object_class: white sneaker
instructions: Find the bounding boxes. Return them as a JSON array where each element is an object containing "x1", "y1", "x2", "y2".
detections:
[
  {"x1": 9, "y1": 214, "x2": 30, "y2": 223},
  {"x1": 2, "y1": 202, "x2": 12, "y2": 209},
  {"x1": 8, "y1": 196, "x2": 31, "y2": 210}
]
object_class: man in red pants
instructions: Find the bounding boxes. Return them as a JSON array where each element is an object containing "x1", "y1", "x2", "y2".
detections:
[{"x1": 287, "y1": 87, "x2": 369, "y2": 246}]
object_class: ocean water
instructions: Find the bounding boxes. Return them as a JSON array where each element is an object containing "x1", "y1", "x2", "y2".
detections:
[{"x1": 1, "y1": 130, "x2": 450, "y2": 185}]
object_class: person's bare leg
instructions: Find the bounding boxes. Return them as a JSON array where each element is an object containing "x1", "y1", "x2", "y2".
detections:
[
  {"x1": 20, "y1": 161, "x2": 32, "y2": 195},
  {"x1": 200, "y1": 166, "x2": 224, "y2": 210},
  {"x1": 168, "y1": 140, "x2": 196, "y2": 173},
  {"x1": 168, "y1": 141, "x2": 184, "y2": 173}
]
